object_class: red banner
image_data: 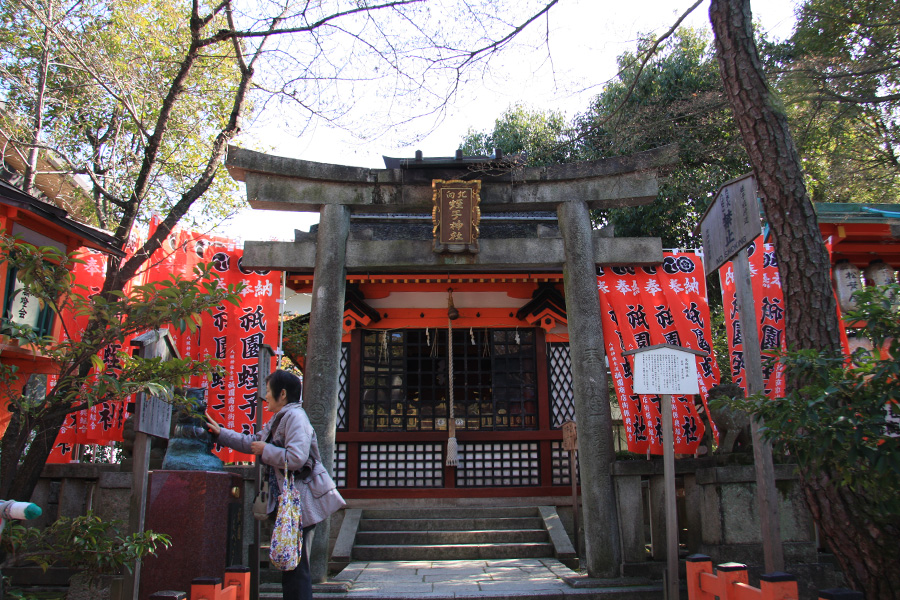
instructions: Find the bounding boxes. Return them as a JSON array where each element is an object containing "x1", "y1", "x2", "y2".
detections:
[
  {"x1": 599, "y1": 252, "x2": 721, "y2": 455},
  {"x1": 719, "y1": 239, "x2": 786, "y2": 399},
  {"x1": 47, "y1": 224, "x2": 279, "y2": 464},
  {"x1": 145, "y1": 227, "x2": 279, "y2": 463},
  {"x1": 720, "y1": 236, "x2": 850, "y2": 401}
]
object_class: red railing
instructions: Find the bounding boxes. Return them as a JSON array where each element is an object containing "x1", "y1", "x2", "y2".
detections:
[
  {"x1": 148, "y1": 566, "x2": 250, "y2": 600},
  {"x1": 686, "y1": 555, "x2": 863, "y2": 600}
]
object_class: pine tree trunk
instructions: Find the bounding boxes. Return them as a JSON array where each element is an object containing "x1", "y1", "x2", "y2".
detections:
[
  {"x1": 709, "y1": 0, "x2": 842, "y2": 355},
  {"x1": 709, "y1": 1, "x2": 897, "y2": 597},
  {"x1": 799, "y1": 469, "x2": 900, "y2": 598}
]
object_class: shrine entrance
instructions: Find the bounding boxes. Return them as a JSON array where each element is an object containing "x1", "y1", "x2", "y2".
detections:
[{"x1": 225, "y1": 145, "x2": 677, "y2": 579}]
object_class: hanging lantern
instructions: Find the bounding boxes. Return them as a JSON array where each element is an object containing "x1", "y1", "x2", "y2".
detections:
[
  {"x1": 863, "y1": 260, "x2": 897, "y2": 287},
  {"x1": 832, "y1": 259, "x2": 862, "y2": 312}
]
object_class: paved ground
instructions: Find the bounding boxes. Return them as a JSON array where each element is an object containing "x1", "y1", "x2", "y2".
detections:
[{"x1": 297, "y1": 559, "x2": 665, "y2": 599}]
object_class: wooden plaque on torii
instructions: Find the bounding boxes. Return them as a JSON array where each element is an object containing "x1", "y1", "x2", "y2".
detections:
[{"x1": 432, "y1": 179, "x2": 481, "y2": 253}]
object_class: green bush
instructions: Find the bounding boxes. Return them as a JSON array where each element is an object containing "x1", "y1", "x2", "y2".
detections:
[
  {"x1": 730, "y1": 284, "x2": 900, "y2": 518},
  {"x1": 1, "y1": 513, "x2": 171, "y2": 579}
]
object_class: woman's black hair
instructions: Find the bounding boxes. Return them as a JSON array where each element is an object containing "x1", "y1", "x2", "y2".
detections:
[{"x1": 266, "y1": 369, "x2": 302, "y2": 404}]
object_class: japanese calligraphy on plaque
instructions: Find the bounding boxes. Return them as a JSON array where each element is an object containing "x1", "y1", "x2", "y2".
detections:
[{"x1": 432, "y1": 179, "x2": 481, "y2": 253}]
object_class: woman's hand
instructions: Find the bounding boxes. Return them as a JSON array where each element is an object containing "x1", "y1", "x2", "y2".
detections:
[
  {"x1": 204, "y1": 410, "x2": 221, "y2": 436},
  {"x1": 250, "y1": 441, "x2": 266, "y2": 455}
]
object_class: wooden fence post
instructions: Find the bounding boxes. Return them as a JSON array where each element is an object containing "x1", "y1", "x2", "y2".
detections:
[
  {"x1": 759, "y1": 572, "x2": 799, "y2": 600},
  {"x1": 685, "y1": 554, "x2": 714, "y2": 600}
]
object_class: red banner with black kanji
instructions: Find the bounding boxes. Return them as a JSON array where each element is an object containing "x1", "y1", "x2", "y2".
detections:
[
  {"x1": 47, "y1": 223, "x2": 279, "y2": 464},
  {"x1": 718, "y1": 239, "x2": 786, "y2": 399},
  {"x1": 599, "y1": 251, "x2": 721, "y2": 455},
  {"x1": 719, "y1": 236, "x2": 850, "y2": 401},
  {"x1": 145, "y1": 226, "x2": 279, "y2": 463}
]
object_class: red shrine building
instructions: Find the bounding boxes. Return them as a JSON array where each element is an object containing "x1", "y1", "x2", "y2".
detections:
[
  {"x1": 0, "y1": 178, "x2": 122, "y2": 434},
  {"x1": 286, "y1": 211, "x2": 592, "y2": 499}
]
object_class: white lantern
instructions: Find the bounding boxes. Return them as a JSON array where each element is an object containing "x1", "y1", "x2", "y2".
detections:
[
  {"x1": 832, "y1": 260, "x2": 862, "y2": 312},
  {"x1": 863, "y1": 260, "x2": 897, "y2": 287}
]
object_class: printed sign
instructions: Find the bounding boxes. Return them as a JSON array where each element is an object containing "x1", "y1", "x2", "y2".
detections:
[{"x1": 629, "y1": 346, "x2": 702, "y2": 396}]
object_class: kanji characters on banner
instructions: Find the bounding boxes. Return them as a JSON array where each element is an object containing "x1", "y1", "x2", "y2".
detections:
[
  {"x1": 599, "y1": 252, "x2": 721, "y2": 455},
  {"x1": 720, "y1": 236, "x2": 850, "y2": 401},
  {"x1": 145, "y1": 225, "x2": 279, "y2": 463},
  {"x1": 718, "y1": 239, "x2": 786, "y2": 399},
  {"x1": 47, "y1": 222, "x2": 280, "y2": 463}
]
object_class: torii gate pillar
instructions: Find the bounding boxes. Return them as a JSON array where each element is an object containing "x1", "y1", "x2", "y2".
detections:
[
  {"x1": 557, "y1": 200, "x2": 620, "y2": 576},
  {"x1": 302, "y1": 204, "x2": 350, "y2": 582}
]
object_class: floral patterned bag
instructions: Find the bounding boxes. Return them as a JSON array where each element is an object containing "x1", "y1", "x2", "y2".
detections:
[{"x1": 269, "y1": 461, "x2": 303, "y2": 571}]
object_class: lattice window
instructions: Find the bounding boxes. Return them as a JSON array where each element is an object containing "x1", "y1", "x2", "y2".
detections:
[
  {"x1": 337, "y1": 344, "x2": 349, "y2": 431},
  {"x1": 549, "y1": 343, "x2": 576, "y2": 428},
  {"x1": 455, "y1": 442, "x2": 540, "y2": 487},
  {"x1": 358, "y1": 443, "x2": 443, "y2": 487},
  {"x1": 360, "y1": 329, "x2": 537, "y2": 432},
  {"x1": 333, "y1": 442, "x2": 348, "y2": 488},
  {"x1": 550, "y1": 441, "x2": 580, "y2": 486}
]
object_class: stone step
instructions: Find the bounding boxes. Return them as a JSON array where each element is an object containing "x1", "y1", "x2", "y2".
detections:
[
  {"x1": 358, "y1": 516, "x2": 544, "y2": 532},
  {"x1": 352, "y1": 542, "x2": 554, "y2": 561},
  {"x1": 360, "y1": 506, "x2": 538, "y2": 520},
  {"x1": 355, "y1": 529, "x2": 549, "y2": 545},
  {"x1": 261, "y1": 582, "x2": 666, "y2": 600}
]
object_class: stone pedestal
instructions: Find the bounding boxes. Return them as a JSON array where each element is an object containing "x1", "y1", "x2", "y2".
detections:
[{"x1": 139, "y1": 471, "x2": 244, "y2": 600}]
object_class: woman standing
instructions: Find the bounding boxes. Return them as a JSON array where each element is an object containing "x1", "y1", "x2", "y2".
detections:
[{"x1": 205, "y1": 369, "x2": 344, "y2": 600}]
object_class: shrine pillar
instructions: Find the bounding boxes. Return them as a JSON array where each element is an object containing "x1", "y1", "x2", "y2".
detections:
[
  {"x1": 556, "y1": 199, "x2": 621, "y2": 578},
  {"x1": 302, "y1": 204, "x2": 350, "y2": 582}
]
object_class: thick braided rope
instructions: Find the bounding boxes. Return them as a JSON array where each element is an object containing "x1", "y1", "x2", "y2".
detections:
[{"x1": 446, "y1": 316, "x2": 458, "y2": 466}]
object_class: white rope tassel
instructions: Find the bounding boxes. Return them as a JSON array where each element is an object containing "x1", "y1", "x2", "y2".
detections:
[{"x1": 446, "y1": 316, "x2": 458, "y2": 466}]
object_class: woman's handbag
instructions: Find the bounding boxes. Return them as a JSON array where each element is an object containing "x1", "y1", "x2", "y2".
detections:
[
  {"x1": 252, "y1": 472, "x2": 271, "y2": 521},
  {"x1": 252, "y1": 412, "x2": 287, "y2": 521},
  {"x1": 269, "y1": 461, "x2": 303, "y2": 571}
]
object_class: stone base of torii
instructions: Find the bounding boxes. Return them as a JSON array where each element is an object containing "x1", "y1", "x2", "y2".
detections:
[{"x1": 224, "y1": 144, "x2": 677, "y2": 580}]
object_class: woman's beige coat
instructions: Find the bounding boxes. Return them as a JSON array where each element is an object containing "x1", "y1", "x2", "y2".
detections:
[{"x1": 217, "y1": 402, "x2": 345, "y2": 525}]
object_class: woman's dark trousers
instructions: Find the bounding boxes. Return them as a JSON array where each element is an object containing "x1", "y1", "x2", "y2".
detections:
[{"x1": 281, "y1": 524, "x2": 315, "y2": 600}]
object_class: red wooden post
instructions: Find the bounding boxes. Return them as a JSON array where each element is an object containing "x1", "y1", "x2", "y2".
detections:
[
  {"x1": 686, "y1": 554, "x2": 715, "y2": 600},
  {"x1": 190, "y1": 577, "x2": 223, "y2": 600},
  {"x1": 759, "y1": 572, "x2": 799, "y2": 600},
  {"x1": 717, "y1": 563, "x2": 749, "y2": 600},
  {"x1": 216, "y1": 584, "x2": 237, "y2": 600},
  {"x1": 224, "y1": 566, "x2": 251, "y2": 600}
]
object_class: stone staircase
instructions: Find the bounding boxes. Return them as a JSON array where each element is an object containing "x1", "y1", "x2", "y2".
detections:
[{"x1": 332, "y1": 505, "x2": 577, "y2": 568}]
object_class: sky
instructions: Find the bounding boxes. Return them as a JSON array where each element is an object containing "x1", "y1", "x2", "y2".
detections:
[{"x1": 218, "y1": 0, "x2": 800, "y2": 242}]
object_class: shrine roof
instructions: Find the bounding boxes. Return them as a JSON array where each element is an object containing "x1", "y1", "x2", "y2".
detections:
[
  {"x1": 815, "y1": 203, "x2": 900, "y2": 224},
  {"x1": 0, "y1": 179, "x2": 124, "y2": 256}
]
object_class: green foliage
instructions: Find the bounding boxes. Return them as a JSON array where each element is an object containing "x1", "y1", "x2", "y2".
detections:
[
  {"x1": 730, "y1": 284, "x2": 900, "y2": 517},
  {"x1": 0, "y1": 0, "x2": 245, "y2": 229},
  {"x1": 281, "y1": 314, "x2": 309, "y2": 372},
  {"x1": 709, "y1": 303, "x2": 732, "y2": 385},
  {"x1": 460, "y1": 104, "x2": 573, "y2": 166},
  {"x1": 575, "y1": 28, "x2": 750, "y2": 247},
  {"x1": 766, "y1": 0, "x2": 900, "y2": 204},
  {"x1": 459, "y1": 29, "x2": 751, "y2": 249},
  {"x1": 0, "y1": 512, "x2": 171, "y2": 577},
  {"x1": 0, "y1": 232, "x2": 242, "y2": 419}
]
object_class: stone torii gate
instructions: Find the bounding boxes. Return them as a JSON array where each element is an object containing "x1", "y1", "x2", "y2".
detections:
[{"x1": 225, "y1": 144, "x2": 677, "y2": 580}]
